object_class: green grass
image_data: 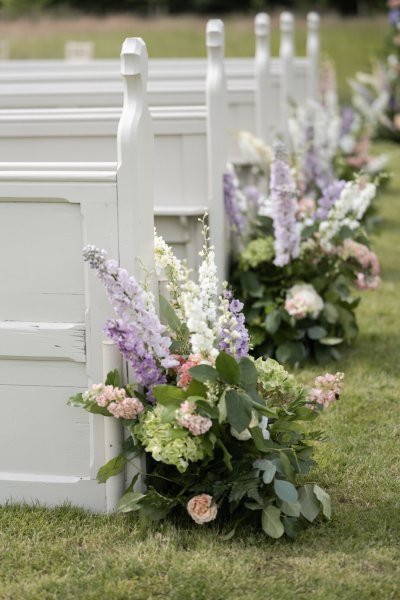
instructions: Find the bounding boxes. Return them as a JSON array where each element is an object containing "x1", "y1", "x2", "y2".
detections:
[
  {"x1": 0, "y1": 14, "x2": 389, "y2": 98},
  {"x1": 1, "y1": 142, "x2": 399, "y2": 599}
]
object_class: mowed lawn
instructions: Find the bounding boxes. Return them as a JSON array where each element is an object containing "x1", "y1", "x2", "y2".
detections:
[
  {"x1": 0, "y1": 13, "x2": 389, "y2": 98},
  {"x1": 0, "y1": 151, "x2": 399, "y2": 599},
  {"x1": 0, "y1": 14, "x2": 399, "y2": 600}
]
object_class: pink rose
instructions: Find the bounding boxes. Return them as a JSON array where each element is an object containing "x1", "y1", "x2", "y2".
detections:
[{"x1": 187, "y1": 494, "x2": 218, "y2": 525}]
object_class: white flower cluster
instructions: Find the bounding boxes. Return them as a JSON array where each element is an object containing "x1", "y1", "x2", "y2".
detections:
[
  {"x1": 181, "y1": 238, "x2": 219, "y2": 357},
  {"x1": 319, "y1": 180, "x2": 376, "y2": 249},
  {"x1": 289, "y1": 99, "x2": 340, "y2": 177},
  {"x1": 154, "y1": 231, "x2": 188, "y2": 317},
  {"x1": 237, "y1": 131, "x2": 272, "y2": 170}
]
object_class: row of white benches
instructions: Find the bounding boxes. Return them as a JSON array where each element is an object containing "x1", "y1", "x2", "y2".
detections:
[
  {"x1": 0, "y1": 12, "x2": 320, "y2": 274},
  {"x1": 0, "y1": 14, "x2": 321, "y2": 511}
]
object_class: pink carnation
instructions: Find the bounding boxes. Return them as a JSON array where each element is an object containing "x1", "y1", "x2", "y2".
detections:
[
  {"x1": 176, "y1": 401, "x2": 212, "y2": 436},
  {"x1": 176, "y1": 354, "x2": 203, "y2": 390},
  {"x1": 308, "y1": 372, "x2": 344, "y2": 409},
  {"x1": 338, "y1": 239, "x2": 380, "y2": 291},
  {"x1": 108, "y1": 397, "x2": 144, "y2": 420}
]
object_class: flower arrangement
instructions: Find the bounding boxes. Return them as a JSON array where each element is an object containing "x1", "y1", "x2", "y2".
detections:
[
  {"x1": 347, "y1": 1, "x2": 400, "y2": 143},
  {"x1": 289, "y1": 61, "x2": 389, "y2": 198},
  {"x1": 229, "y1": 144, "x2": 380, "y2": 364},
  {"x1": 69, "y1": 224, "x2": 343, "y2": 539}
]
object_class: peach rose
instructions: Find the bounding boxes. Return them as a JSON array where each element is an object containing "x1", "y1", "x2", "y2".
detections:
[
  {"x1": 187, "y1": 494, "x2": 218, "y2": 525},
  {"x1": 394, "y1": 113, "x2": 400, "y2": 131}
]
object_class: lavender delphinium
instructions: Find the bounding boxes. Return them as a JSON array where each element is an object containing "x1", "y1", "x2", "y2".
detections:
[
  {"x1": 224, "y1": 164, "x2": 245, "y2": 235},
  {"x1": 316, "y1": 179, "x2": 347, "y2": 220},
  {"x1": 218, "y1": 288, "x2": 249, "y2": 359},
  {"x1": 270, "y1": 144, "x2": 301, "y2": 267},
  {"x1": 340, "y1": 106, "x2": 357, "y2": 138},
  {"x1": 83, "y1": 246, "x2": 177, "y2": 400}
]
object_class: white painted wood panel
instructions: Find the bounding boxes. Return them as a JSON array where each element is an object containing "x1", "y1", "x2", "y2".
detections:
[
  {"x1": 0, "y1": 385, "x2": 91, "y2": 476},
  {"x1": 0, "y1": 359, "x2": 87, "y2": 388},
  {"x1": 0, "y1": 322, "x2": 85, "y2": 362}
]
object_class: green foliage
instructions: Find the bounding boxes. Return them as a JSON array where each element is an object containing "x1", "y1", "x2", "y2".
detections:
[
  {"x1": 97, "y1": 454, "x2": 128, "y2": 484},
  {"x1": 231, "y1": 228, "x2": 363, "y2": 365}
]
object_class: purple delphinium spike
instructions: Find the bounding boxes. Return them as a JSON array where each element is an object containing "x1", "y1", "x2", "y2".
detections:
[
  {"x1": 340, "y1": 106, "x2": 356, "y2": 137},
  {"x1": 83, "y1": 246, "x2": 176, "y2": 401},
  {"x1": 218, "y1": 290, "x2": 249, "y2": 359},
  {"x1": 316, "y1": 179, "x2": 346, "y2": 220},
  {"x1": 270, "y1": 144, "x2": 301, "y2": 267},
  {"x1": 301, "y1": 123, "x2": 335, "y2": 193},
  {"x1": 223, "y1": 164, "x2": 245, "y2": 234},
  {"x1": 389, "y1": 8, "x2": 400, "y2": 26}
]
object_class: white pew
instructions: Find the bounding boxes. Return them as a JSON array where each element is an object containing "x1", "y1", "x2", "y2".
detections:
[
  {"x1": 0, "y1": 38, "x2": 155, "y2": 511},
  {"x1": 0, "y1": 13, "x2": 320, "y2": 144}
]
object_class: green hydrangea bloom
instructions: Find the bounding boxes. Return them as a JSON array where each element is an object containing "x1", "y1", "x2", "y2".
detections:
[
  {"x1": 239, "y1": 237, "x2": 275, "y2": 269},
  {"x1": 134, "y1": 406, "x2": 206, "y2": 473},
  {"x1": 254, "y1": 357, "x2": 305, "y2": 405}
]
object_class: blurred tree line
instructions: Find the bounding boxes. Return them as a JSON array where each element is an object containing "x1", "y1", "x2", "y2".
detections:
[{"x1": 0, "y1": 0, "x2": 388, "y2": 16}]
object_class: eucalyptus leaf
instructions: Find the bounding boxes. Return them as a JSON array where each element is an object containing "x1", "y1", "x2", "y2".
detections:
[
  {"x1": 117, "y1": 491, "x2": 145, "y2": 513},
  {"x1": 319, "y1": 337, "x2": 344, "y2": 346},
  {"x1": 274, "y1": 479, "x2": 298, "y2": 503},
  {"x1": 298, "y1": 484, "x2": 321, "y2": 522},
  {"x1": 307, "y1": 326, "x2": 327, "y2": 340},
  {"x1": 189, "y1": 364, "x2": 219, "y2": 383},
  {"x1": 152, "y1": 385, "x2": 186, "y2": 406},
  {"x1": 239, "y1": 357, "x2": 259, "y2": 391},
  {"x1": 216, "y1": 351, "x2": 240, "y2": 384},
  {"x1": 105, "y1": 369, "x2": 121, "y2": 388},
  {"x1": 265, "y1": 310, "x2": 281, "y2": 334},
  {"x1": 226, "y1": 390, "x2": 253, "y2": 433},
  {"x1": 323, "y1": 303, "x2": 339, "y2": 324},
  {"x1": 185, "y1": 379, "x2": 207, "y2": 398},
  {"x1": 67, "y1": 393, "x2": 85, "y2": 408},
  {"x1": 253, "y1": 458, "x2": 277, "y2": 484},
  {"x1": 216, "y1": 439, "x2": 233, "y2": 471},
  {"x1": 261, "y1": 505, "x2": 284, "y2": 539},
  {"x1": 250, "y1": 425, "x2": 274, "y2": 452},
  {"x1": 159, "y1": 295, "x2": 187, "y2": 334},
  {"x1": 194, "y1": 399, "x2": 219, "y2": 420},
  {"x1": 280, "y1": 500, "x2": 301, "y2": 517},
  {"x1": 314, "y1": 484, "x2": 332, "y2": 520},
  {"x1": 97, "y1": 454, "x2": 127, "y2": 484},
  {"x1": 87, "y1": 403, "x2": 111, "y2": 417},
  {"x1": 283, "y1": 516, "x2": 305, "y2": 540}
]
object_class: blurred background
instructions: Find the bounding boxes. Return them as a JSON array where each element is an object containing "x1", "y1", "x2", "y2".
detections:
[{"x1": 0, "y1": 1, "x2": 391, "y2": 100}]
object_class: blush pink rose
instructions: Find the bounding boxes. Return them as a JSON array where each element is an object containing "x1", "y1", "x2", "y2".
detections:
[{"x1": 187, "y1": 494, "x2": 218, "y2": 525}]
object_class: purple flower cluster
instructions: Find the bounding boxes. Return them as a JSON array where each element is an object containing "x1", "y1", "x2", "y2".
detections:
[
  {"x1": 340, "y1": 106, "x2": 357, "y2": 137},
  {"x1": 223, "y1": 166, "x2": 245, "y2": 234},
  {"x1": 83, "y1": 246, "x2": 176, "y2": 400},
  {"x1": 218, "y1": 290, "x2": 249, "y2": 359},
  {"x1": 389, "y1": 7, "x2": 400, "y2": 26},
  {"x1": 301, "y1": 128, "x2": 334, "y2": 193},
  {"x1": 270, "y1": 144, "x2": 301, "y2": 267},
  {"x1": 316, "y1": 179, "x2": 346, "y2": 220}
]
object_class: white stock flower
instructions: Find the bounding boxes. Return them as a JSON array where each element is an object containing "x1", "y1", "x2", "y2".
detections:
[
  {"x1": 319, "y1": 181, "x2": 376, "y2": 248},
  {"x1": 181, "y1": 245, "x2": 219, "y2": 356}
]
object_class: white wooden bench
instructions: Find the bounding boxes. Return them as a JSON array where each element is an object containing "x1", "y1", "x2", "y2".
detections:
[
  {"x1": 0, "y1": 37, "x2": 157, "y2": 511},
  {"x1": 0, "y1": 12, "x2": 320, "y2": 144}
]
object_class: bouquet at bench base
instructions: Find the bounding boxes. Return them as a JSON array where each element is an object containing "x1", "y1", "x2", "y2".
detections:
[
  {"x1": 228, "y1": 145, "x2": 380, "y2": 364},
  {"x1": 69, "y1": 228, "x2": 343, "y2": 540}
]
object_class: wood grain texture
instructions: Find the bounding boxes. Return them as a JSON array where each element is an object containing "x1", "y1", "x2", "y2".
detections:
[{"x1": 0, "y1": 321, "x2": 86, "y2": 362}]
